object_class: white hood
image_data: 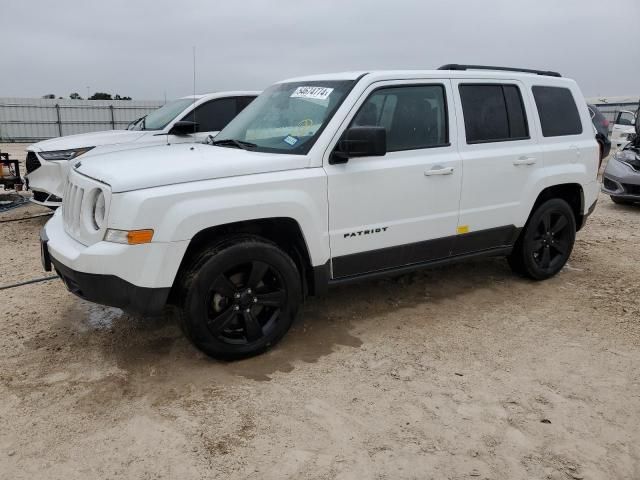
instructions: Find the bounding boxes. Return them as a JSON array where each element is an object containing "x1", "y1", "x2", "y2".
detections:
[
  {"x1": 28, "y1": 130, "x2": 149, "y2": 152},
  {"x1": 74, "y1": 143, "x2": 307, "y2": 193}
]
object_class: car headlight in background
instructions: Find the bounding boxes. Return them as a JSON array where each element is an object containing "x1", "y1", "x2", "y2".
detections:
[
  {"x1": 92, "y1": 190, "x2": 106, "y2": 230},
  {"x1": 39, "y1": 146, "x2": 94, "y2": 161}
]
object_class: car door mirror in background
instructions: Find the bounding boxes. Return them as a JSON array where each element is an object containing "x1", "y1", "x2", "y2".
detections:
[
  {"x1": 168, "y1": 120, "x2": 199, "y2": 136},
  {"x1": 330, "y1": 126, "x2": 387, "y2": 164}
]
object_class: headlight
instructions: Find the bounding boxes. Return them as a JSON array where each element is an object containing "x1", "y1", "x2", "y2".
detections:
[
  {"x1": 615, "y1": 150, "x2": 636, "y2": 163},
  {"x1": 92, "y1": 190, "x2": 106, "y2": 229},
  {"x1": 39, "y1": 146, "x2": 94, "y2": 161}
]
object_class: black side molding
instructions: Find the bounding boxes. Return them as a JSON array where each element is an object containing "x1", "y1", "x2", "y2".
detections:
[
  {"x1": 331, "y1": 225, "x2": 519, "y2": 279},
  {"x1": 438, "y1": 64, "x2": 562, "y2": 78}
]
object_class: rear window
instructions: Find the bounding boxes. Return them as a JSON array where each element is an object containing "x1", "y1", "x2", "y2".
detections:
[
  {"x1": 532, "y1": 86, "x2": 583, "y2": 137},
  {"x1": 459, "y1": 84, "x2": 529, "y2": 144}
]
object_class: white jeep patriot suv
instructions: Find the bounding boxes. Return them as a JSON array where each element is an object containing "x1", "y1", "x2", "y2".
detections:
[{"x1": 41, "y1": 65, "x2": 600, "y2": 359}]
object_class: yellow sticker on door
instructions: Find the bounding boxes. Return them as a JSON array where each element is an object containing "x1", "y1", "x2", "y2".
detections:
[{"x1": 457, "y1": 225, "x2": 469, "y2": 234}]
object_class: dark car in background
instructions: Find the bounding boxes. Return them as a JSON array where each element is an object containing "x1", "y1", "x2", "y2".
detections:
[{"x1": 588, "y1": 104, "x2": 611, "y2": 162}]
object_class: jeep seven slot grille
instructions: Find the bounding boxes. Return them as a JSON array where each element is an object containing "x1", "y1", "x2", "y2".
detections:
[{"x1": 62, "y1": 180, "x2": 85, "y2": 237}]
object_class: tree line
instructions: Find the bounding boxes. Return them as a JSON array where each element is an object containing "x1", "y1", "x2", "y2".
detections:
[{"x1": 41, "y1": 92, "x2": 133, "y2": 100}]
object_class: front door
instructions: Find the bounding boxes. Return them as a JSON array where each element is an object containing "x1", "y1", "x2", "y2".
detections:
[{"x1": 324, "y1": 81, "x2": 462, "y2": 278}]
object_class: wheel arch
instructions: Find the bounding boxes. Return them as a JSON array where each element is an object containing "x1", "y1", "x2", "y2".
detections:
[
  {"x1": 168, "y1": 217, "x2": 319, "y2": 304},
  {"x1": 529, "y1": 183, "x2": 585, "y2": 231}
]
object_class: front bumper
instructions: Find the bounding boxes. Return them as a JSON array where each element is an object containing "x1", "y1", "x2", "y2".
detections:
[
  {"x1": 601, "y1": 158, "x2": 640, "y2": 200},
  {"x1": 25, "y1": 152, "x2": 68, "y2": 206},
  {"x1": 41, "y1": 212, "x2": 188, "y2": 316}
]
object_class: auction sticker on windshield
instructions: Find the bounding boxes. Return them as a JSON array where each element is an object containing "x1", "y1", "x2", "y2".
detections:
[
  {"x1": 291, "y1": 86, "x2": 334, "y2": 100},
  {"x1": 283, "y1": 135, "x2": 299, "y2": 146}
]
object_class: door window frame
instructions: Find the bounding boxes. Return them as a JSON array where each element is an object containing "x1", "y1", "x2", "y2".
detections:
[
  {"x1": 346, "y1": 83, "x2": 451, "y2": 152},
  {"x1": 323, "y1": 79, "x2": 456, "y2": 165},
  {"x1": 458, "y1": 82, "x2": 531, "y2": 145}
]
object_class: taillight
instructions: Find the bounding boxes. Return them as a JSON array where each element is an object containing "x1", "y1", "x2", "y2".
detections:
[{"x1": 602, "y1": 119, "x2": 610, "y2": 128}]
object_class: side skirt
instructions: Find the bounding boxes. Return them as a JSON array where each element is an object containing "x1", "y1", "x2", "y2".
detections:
[
  {"x1": 327, "y1": 246, "x2": 513, "y2": 286},
  {"x1": 310, "y1": 225, "x2": 522, "y2": 295}
]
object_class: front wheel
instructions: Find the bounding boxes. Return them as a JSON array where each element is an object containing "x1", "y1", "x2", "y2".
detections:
[
  {"x1": 508, "y1": 198, "x2": 576, "y2": 280},
  {"x1": 177, "y1": 236, "x2": 302, "y2": 360}
]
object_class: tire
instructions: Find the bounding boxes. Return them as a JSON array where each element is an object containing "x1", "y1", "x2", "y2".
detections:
[
  {"x1": 177, "y1": 235, "x2": 302, "y2": 360},
  {"x1": 508, "y1": 198, "x2": 576, "y2": 281},
  {"x1": 611, "y1": 196, "x2": 635, "y2": 206}
]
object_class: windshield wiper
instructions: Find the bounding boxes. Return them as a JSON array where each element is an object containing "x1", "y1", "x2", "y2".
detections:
[
  {"x1": 127, "y1": 115, "x2": 144, "y2": 130},
  {"x1": 211, "y1": 138, "x2": 257, "y2": 151}
]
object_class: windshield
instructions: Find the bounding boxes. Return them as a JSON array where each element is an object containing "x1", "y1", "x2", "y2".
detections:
[
  {"x1": 213, "y1": 80, "x2": 356, "y2": 154},
  {"x1": 128, "y1": 98, "x2": 195, "y2": 131}
]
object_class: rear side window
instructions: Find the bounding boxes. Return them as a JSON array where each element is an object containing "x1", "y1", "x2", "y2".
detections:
[
  {"x1": 532, "y1": 86, "x2": 583, "y2": 137},
  {"x1": 459, "y1": 84, "x2": 529, "y2": 143},
  {"x1": 351, "y1": 84, "x2": 448, "y2": 152}
]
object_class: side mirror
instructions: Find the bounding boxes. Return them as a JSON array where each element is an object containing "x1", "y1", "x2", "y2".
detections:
[
  {"x1": 168, "y1": 120, "x2": 198, "y2": 136},
  {"x1": 330, "y1": 126, "x2": 386, "y2": 164}
]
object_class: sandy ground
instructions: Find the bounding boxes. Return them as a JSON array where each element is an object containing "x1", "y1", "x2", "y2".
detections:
[{"x1": 1, "y1": 143, "x2": 639, "y2": 479}]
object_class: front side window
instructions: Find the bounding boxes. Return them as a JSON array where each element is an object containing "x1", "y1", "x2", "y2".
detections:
[
  {"x1": 532, "y1": 86, "x2": 583, "y2": 137},
  {"x1": 350, "y1": 85, "x2": 448, "y2": 152},
  {"x1": 459, "y1": 84, "x2": 529, "y2": 143},
  {"x1": 128, "y1": 98, "x2": 195, "y2": 131},
  {"x1": 181, "y1": 98, "x2": 238, "y2": 132},
  {"x1": 214, "y1": 80, "x2": 355, "y2": 154},
  {"x1": 617, "y1": 111, "x2": 635, "y2": 126}
]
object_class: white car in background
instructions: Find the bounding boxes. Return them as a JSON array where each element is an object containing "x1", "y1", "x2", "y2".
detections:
[
  {"x1": 611, "y1": 110, "x2": 637, "y2": 148},
  {"x1": 25, "y1": 91, "x2": 259, "y2": 207}
]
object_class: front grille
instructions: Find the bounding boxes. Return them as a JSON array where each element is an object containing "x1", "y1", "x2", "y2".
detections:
[
  {"x1": 26, "y1": 152, "x2": 41, "y2": 173},
  {"x1": 31, "y1": 191, "x2": 62, "y2": 204},
  {"x1": 622, "y1": 183, "x2": 640, "y2": 195},
  {"x1": 62, "y1": 180, "x2": 85, "y2": 238},
  {"x1": 32, "y1": 191, "x2": 49, "y2": 202}
]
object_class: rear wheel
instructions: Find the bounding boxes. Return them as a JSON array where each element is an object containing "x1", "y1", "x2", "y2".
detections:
[
  {"x1": 508, "y1": 198, "x2": 576, "y2": 280},
  {"x1": 178, "y1": 236, "x2": 302, "y2": 360},
  {"x1": 611, "y1": 196, "x2": 635, "y2": 205}
]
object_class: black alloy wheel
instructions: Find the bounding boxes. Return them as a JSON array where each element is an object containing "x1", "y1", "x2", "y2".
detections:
[
  {"x1": 508, "y1": 198, "x2": 576, "y2": 280},
  {"x1": 206, "y1": 260, "x2": 287, "y2": 345},
  {"x1": 178, "y1": 236, "x2": 301, "y2": 360}
]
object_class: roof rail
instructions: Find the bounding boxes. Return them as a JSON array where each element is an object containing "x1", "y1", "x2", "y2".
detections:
[{"x1": 438, "y1": 64, "x2": 562, "y2": 78}]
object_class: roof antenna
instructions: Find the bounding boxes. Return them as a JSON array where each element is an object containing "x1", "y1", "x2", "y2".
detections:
[{"x1": 193, "y1": 46, "x2": 197, "y2": 134}]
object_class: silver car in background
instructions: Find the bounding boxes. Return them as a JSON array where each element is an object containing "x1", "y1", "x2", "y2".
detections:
[{"x1": 602, "y1": 109, "x2": 640, "y2": 205}]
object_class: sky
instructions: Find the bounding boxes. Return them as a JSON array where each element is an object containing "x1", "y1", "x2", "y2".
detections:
[{"x1": 3, "y1": 0, "x2": 639, "y2": 100}]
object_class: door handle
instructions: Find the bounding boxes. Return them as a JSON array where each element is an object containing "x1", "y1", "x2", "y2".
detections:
[
  {"x1": 424, "y1": 166, "x2": 454, "y2": 176},
  {"x1": 513, "y1": 156, "x2": 536, "y2": 166}
]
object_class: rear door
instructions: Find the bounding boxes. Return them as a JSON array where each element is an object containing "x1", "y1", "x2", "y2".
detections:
[
  {"x1": 324, "y1": 80, "x2": 463, "y2": 278},
  {"x1": 451, "y1": 80, "x2": 541, "y2": 254}
]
